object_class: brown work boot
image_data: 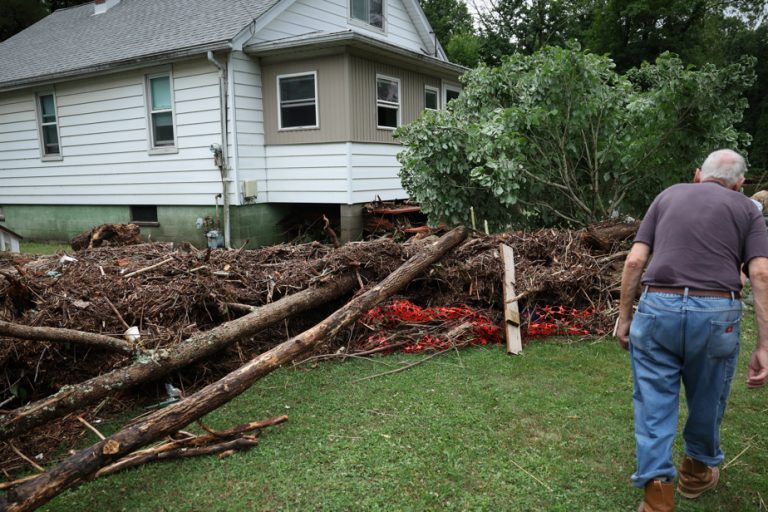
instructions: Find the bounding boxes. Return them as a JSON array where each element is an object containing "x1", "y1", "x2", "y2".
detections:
[
  {"x1": 677, "y1": 455, "x2": 720, "y2": 499},
  {"x1": 637, "y1": 479, "x2": 675, "y2": 512}
]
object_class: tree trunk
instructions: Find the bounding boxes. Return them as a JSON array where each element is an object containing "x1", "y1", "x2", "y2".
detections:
[
  {"x1": 0, "y1": 226, "x2": 466, "y2": 512},
  {"x1": 0, "y1": 274, "x2": 358, "y2": 441},
  {"x1": 0, "y1": 321, "x2": 133, "y2": 353}
]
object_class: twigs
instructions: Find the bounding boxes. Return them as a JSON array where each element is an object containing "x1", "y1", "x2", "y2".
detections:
[
  {"x1": 123, "y1": 257, "x2": 175, "y2": 279},
  {"x1": 8, "y1": 443, "x2": 44, "y2": 473},
  {"x1": 353, "y1": 346, "x2": 454, "y2": 382}
]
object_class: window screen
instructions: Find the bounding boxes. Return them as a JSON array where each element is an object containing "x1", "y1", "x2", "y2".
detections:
[
  {"x1": 38, "y1": 93, "x2": 60, "y2": 156},
  {"x1": 351, "y1": 0, "x2": 383, "y2": 29},
  {"x1": 278, "y1": 73, "x2": 317, "y2": 129},
  {"x1": 148, "y1": 75, "x2": 175, "y2": 147},
  {"x1": 376, "y1": 76, "x2": 399, "y2": 129}
]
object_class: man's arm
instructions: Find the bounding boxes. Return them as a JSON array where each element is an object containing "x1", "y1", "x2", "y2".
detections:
[
  {"x1": 746, "y1": 257, "x2": 768, "y2": 388},
  {"x1": 616, "y1": 243, "x2": 651, "y2": 350}
]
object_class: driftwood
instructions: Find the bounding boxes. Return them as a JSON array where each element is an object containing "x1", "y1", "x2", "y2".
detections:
[
  {"x1": 0, "y1": 274, "x2": 359, "y2": 441},
  {"x1": 0, "y1": 320, "x2": 134, "y2": 353},
  {"x1": 580, "y1": 222, "x2": 638, "y2": 251},
  {"x1": 0, "y1": 226, "x2": 467, "y2": 512},
  {"x1": 70, "y1": 223, "x2": 141, "y2": 251}
]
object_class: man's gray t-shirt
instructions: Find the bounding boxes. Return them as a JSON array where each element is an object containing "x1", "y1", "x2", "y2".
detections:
[{"x1": 635, "y1": 181, "x2": 768, "y2": 291}]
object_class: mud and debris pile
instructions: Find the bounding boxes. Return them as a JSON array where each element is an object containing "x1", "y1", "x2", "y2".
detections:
[{"x1": 0, "y1": 221, "x2": 635, "y2": 478}]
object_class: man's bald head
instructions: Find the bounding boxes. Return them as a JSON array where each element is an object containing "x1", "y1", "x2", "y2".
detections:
[{"x1": 700, "y1": 149, "x2": 747, "y2": 187}]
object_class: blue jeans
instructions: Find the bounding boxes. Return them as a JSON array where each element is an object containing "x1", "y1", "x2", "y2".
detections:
[{"x1": 629, "y1": 288, "x2": 741, "y2": 487}]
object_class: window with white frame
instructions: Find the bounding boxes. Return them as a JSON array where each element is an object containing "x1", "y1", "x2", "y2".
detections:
[
  {"x1": 278, "y1": 72, "x2": 318, "y2": 129},
  {"x1": 147, "y1": 74, "x2": 175, "y2": 148},
  {"x1": 350, "y1": 0, "x2": 383, "y2": 29},
  {"x1": 444, "y1": 84, "x2": 462, "y2": 106},
  {"x1": 376, "y1": 75, "x2": 400, "y2": 129},
  {"x1": 424, "y1": 86, "x2": 439, "y2": 111},
  {"x1": 36, "y1": 92, "x2": 61, "y2": 157}
]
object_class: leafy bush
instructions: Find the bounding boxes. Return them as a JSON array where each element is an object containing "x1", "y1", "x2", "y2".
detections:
[{"x1": 396, "y1": 44, "x2": 755, "y2": 229}]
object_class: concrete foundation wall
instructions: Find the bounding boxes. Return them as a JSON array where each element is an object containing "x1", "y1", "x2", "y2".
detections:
[{"x1": 0, "y1": 203, "x2": 292, "y2": 248}]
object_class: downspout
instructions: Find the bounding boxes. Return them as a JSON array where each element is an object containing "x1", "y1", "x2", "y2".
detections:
[{"x1": 207, "y1": 50, "x2": 231, "y2": 248}]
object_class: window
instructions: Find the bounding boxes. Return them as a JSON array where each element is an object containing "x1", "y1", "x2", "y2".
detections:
[
  {"x1": 277, "y1": 72, "x2": 318, "y2": 130},
  {"x1": 130, "y1": 205, "x2": 158, "y2": 225},
  {"x1": 444, "y1": 84, "x2": 462, "y2": 106},
  {"x1": 425, "y1": 86, "x2": 439, "y2": 111},
  {"x1": 376, "y1": 75, "x2": 400, "y2": 129},
  {"x1": 36, "y1": 92, "x2": 61, "y2": 158},
  {"x1": 350, "y1": 0, "x2": 383, "y2": 29},
  {"x1": 147, "y1": 74, "x2": 175, "y2": 148}
]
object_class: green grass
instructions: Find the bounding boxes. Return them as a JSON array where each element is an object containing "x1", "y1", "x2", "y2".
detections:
[
  {"x1": 19, "y1": 241, "x2": 70, "y2": 255},
  {"x1": 40, "y1": 318, "x2": 768, "y2": 511}
]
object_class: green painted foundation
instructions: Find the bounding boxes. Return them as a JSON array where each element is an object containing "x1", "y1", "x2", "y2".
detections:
[{"x1": 0, "y1": 203, "x2": 293, "y2": 248}]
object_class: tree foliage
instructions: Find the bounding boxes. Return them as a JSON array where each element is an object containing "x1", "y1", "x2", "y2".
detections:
[
  {"x1": 0, "y1": 0, "x2": 90, "y2": 42},
  {"x1": 396, "y1": 45, "x2": 755, "y2": 229}
]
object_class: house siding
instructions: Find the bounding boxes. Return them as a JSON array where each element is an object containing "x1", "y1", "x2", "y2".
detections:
[
  {"x1": 349, "y1": 54, "x2": 440, "y2": 144},
  {"x1": 230, "y1": 51, "x2": 267, "y2": 204},
  {"x1": 251, "y1": 0, "x2": 427, "y2": 55},
  {"x1": 265, "y1": 143, "x2": 350, "y2": 203},
  {"x1": 350, "y1": 142, "x2": 406, "y2": 202},
  {"x1": 0, "y1": 56, "x2": 225, "y2": 206},
  {"x1": 262, "y1": 55, "x2": 350, "y2": 145}
]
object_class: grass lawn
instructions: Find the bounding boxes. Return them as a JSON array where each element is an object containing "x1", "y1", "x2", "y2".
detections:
[
  {"x1": 19, "y1": 241, "x2": 70, "y2": 255},
  {"x1": 39, "y1": 317, "x2": 767, "y2": 511}
]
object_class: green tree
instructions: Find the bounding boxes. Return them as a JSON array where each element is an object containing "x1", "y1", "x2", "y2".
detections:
[
  {"x1": 419, "y1": 0, "x2": 484, "y2": 66},
  {"x1": 396, "y1": 45, "x2": 755, "y2": 229},
  {"x1": 0, "y1": 0, "x2": 47, "y2": 42}
]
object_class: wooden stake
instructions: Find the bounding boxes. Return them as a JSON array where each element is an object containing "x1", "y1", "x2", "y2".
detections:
[{"x1": 500, "y1": 244, "x2": 523, "y2": 355}]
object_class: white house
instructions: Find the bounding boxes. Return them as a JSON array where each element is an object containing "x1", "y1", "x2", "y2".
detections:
[{"x1": 0, "y1": 0, "x2": 464, "y2": 247}]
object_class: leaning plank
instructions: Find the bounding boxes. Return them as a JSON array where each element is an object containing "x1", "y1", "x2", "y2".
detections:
[
  {"x1": 0, "y1": 320, "x2": 134, "y2": 354},
  {"x1": 500, "y1": 244, "x2": 523, "y2": 355},
  {"x1": 0, "y1": 274, "x2": 359, "y2": 441},
  {"x1": 0, "y1": 226, "x2": 467, "y2": 512}
]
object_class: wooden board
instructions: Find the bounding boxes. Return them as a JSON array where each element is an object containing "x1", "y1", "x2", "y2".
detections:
[{"x1": 500, "y1": 244, "x2": 523, "y2": 355}]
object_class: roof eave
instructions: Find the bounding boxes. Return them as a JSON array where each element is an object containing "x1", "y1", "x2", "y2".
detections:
[
  {"x1": 244, "y1": 32, "x2": 468, "y2": 75},
  {"x1": 0, "y1": 41, "x2": 233, "y2": 93}
]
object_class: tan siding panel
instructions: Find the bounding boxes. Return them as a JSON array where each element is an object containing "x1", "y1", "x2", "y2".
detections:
[
  {"x1": 263, "y1": 55, "x2": 349, "y2": 145},
  {"x1": 349, "y1": 55, "x2": 441, "y2": 144}
]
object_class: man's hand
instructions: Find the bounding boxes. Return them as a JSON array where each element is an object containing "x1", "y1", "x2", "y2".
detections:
[
  {"x1": 616, "y1": 316, "x2": 631, "y2": 351},
  {"x1": 747, "y1": 347, "x2": 768, "y2": 388},
  {"x1": 617, "y1": 243, "x2": 650, "y2": 352}
]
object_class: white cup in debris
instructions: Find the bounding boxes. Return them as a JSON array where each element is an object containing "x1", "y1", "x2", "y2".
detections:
[{"x1": 123, "y1": 326, "x2": 140, "y2": 343}]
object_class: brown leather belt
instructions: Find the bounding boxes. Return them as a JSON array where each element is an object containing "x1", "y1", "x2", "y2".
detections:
[{"x1": 647, "y1": 286, "x2": 739, "y2": 299}]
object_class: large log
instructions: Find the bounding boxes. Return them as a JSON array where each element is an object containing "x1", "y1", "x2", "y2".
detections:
[
  {"x1": 0, "y1": 274, "x2": 359, "y2": 441},
  {"x1": 0, "y1": 226, "x2": 467, "y2": 512},
  {"x1": 0, "y1": 320, "x2": 134, "y2": 354}
]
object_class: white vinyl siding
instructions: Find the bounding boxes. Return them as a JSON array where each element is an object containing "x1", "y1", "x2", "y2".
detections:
[
  {"x1": 264, "y1": 142, "x2": 406, "y2": 204},
  {"x1": 0, "y1": 57, "x2": 225, "y2": 206},
  {"x1": 250, "y1": 0, "x2": 428, "y2": 55},
  {"x1": 230, "y1": 51, "x2": 266, "y2": 204}
]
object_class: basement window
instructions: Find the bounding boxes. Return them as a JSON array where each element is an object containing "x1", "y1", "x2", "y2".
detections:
[
  {"x1": 130, "y1": 205, "x2": 159, "y2": 226},
  {"x1": 278, "y1": 72, "x2": 318, "y2": 130}
]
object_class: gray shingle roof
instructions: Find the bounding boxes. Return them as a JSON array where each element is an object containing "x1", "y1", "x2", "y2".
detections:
[{"x1": 0, "y1": 0, "x2": 279, "y2": 90}]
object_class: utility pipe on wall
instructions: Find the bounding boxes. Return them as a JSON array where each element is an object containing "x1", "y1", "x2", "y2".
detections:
[{"x1": 207, "y1": 50, "x2": 231, "y2": 248}]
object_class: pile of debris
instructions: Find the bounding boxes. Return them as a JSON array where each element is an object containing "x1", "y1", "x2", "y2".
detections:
[{"x1": 0, "y1": 221, "x2": 635, "y2": 511}]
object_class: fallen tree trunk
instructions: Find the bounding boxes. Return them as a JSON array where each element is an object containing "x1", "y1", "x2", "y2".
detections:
[
  {"x1": 0, "y1": 321, "x2": 134, "y2": 354},
  {"x1": 0, "y1": 273, "x2": 358, "y2": 441},
  {"x1": 0, "y1": 226, "x2": 467, "y2": 512}
]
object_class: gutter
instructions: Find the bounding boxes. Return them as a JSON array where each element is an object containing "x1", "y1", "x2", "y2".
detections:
[
  {"x1": 207, "y1": 50, "x2": 232, "y2": 249},
  {"x1": 0, "y1": 41, "x2": 232, "y2": 93}
]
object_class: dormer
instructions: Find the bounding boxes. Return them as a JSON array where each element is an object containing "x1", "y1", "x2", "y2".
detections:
[{"x1": 94, "y1": 0, "x2": 120, "y2": 15}]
